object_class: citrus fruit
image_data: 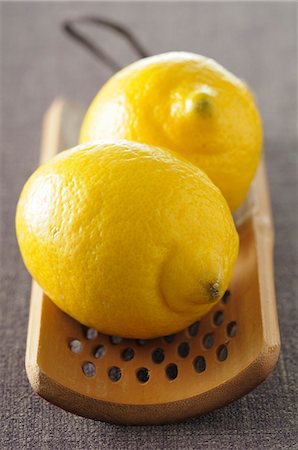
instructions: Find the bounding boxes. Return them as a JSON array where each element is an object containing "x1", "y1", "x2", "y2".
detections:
[
  {"x1": 80, "y1": 52, "x2": 263, "y2": 211},
  {"x1": 16, "y1": 140, "x2": 238, "y2": 338}
]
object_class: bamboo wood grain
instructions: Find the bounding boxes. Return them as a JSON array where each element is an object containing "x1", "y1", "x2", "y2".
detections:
[{"x1": 25, "y1": 98, "x2": 280, "y2": 425}]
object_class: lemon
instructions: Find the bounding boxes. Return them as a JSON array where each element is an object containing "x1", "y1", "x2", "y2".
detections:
[
  {"x1": 16, "y1": 140, "x2": 238, "y2": 338},
  {"x1": 80, "y1": 52, "x2": 263, "y2": 211}
]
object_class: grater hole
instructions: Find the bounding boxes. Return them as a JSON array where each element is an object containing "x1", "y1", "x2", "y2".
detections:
[
  {"x1": 121, "y1": 347, "x2": 135, "y2": 361},
  {"x1": 69, "y1": 339, "x2": 82, "y2": 353},
  {"x1": 193, "y1": 356, "x2": 206, "y2": 373},
  {"x1": 82, "y1": 361, "x2": 96, "y2": 377},
  {"x1": 166, "y1": 363, "x2": 178, "y2": 380},
  {"x1": 164, "y1": 334, "x2": 176, "y2": 343},
  {"x1": 188, "y1": 321, "x2": 200, "y2": 337},
  {"x1": 85, "y1": 328, "x2": 98, "y2": 340},
  {"x1": 217, "y1": 344, "x2": 228, "y2": 361},
  {"x1": 227, "y1": 321, "x2": 237, "y2": 337},
  {"x1": 136, "y1": 339, "x2": 148, "y2": 346},
  {"x1": 136, "y1": 367, "x2": 150, "y2": 383},
  {"x1": 222, "y1": 290, "x2": 231, "y2": 305},
  {"x1": 213, "y1": 310, "x2": 224, "y2": 326},
  {"x1": 177, "y1": 342, "x2": 190, "y2": 358},
  {"x1": 93, "y1": 344, "x2": 106, "y2": 359},
  {"x1": 152, "y1": 348, "x2": 165, "y2": 364},
  {"x1": 109, "y1": 335, "x2": 123, "y2": 345},
  {"x1": 108, "y1": 366, "x2": 122, "y2": 382},
  {"x1": 203, "y1": 333, "x2": 215, "y2": 349}
]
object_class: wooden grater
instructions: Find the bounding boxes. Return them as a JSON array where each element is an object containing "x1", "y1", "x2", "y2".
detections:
[{"x1": 25, "y1": 98, "x2": 280, "y2": 425}]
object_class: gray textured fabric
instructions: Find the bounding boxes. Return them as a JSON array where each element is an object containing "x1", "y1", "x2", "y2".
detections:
[{"x1": 1, "y1": 2, "x2": 297, "y2": 449}]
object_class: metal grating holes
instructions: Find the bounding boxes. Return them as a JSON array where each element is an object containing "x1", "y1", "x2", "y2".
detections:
[
  {"x1": 164, "y1": 334, "x2": 176, "y2": 343},
  {"x1": 222, "y1": 290, "x2": 231, "y2": 305},
  {"x1": 93, "y1": 344, "x2": 106, "y2": 359},
  {"x1": 82, "y1": 361, "x2": 96, "y2": 377},
  {"x1": 152, "y1": 348, "x2": 165, "y2": 364},
  {"x1": 109, "y1": 335, "x2": 123, "y2": 345},
  {"x1": 136, "y1": 339, "x2": 148, "y2": 346},
  {"x1": 108, "y1": 366, "x2": 122, "y2": 382},
  {"x1": 217, "y1": 344, "x2": 228, "y2": 362},
  {"x1": 227, "y1": 321, "x2": 237, "y2": 337},
  {"x1": 85, "y1": 328, "x2": 98, "y2": 340},
  {"x1": 136, "y1": 367, "x2": 150, "y2": 383},
  {"x1": 193, "y1": 356, "x2": 206, "y2": 373},
  {"x1": 121, "y1": 347, "x2": 135, "y2": 361},
  {"x1": 203, "y1": 332, "x2": 215, "y2": 349},
  {"x1": 213, "y1": 310, "x2": 224, "y2": 326},
  {"x1": 69, "y1": 290, "x2": 236, "y2": 385},
  {"x1": 188, "y1": 321, "x2": 200, "y2": 337},
  {"x1": 166, "y1": 363, "x2": 178, "y2": 380},
  {"x1": 69, "y1": 339, "x2": 82, "y2": 353},
  {"x1": 178, "y1": 342, "x2": 190, "y2": 358}
]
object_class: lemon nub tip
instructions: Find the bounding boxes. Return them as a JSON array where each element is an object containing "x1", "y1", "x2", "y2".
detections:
[
  {"x1": 208, "y1": 281, "x2": 221, "y2": 302},
  {"x1": 195, "y1": 95, "x2": 213, "y2": 117}
]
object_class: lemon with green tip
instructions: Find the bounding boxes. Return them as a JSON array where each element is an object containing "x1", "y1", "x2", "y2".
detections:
[{"x1": 80, "y1": 52, "x2": 262, "y2": 211}]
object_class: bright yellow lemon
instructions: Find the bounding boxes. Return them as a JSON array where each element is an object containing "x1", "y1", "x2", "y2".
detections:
[
  {"x1": 16, "y1": 141, "x2": 238, "y2": 338},
  {"x1": 80, "y1": 52, "x2": 263, "y2": 211}
]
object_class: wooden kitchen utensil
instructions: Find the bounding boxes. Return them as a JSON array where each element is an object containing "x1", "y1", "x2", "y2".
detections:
[{"x1": 25, "y1": 98, "x2": 280, "y2": 425}]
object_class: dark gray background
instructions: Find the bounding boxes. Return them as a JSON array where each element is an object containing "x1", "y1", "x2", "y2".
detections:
[{"x1": 1, "y1": 2, "x2": 297, "y2": 449}]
